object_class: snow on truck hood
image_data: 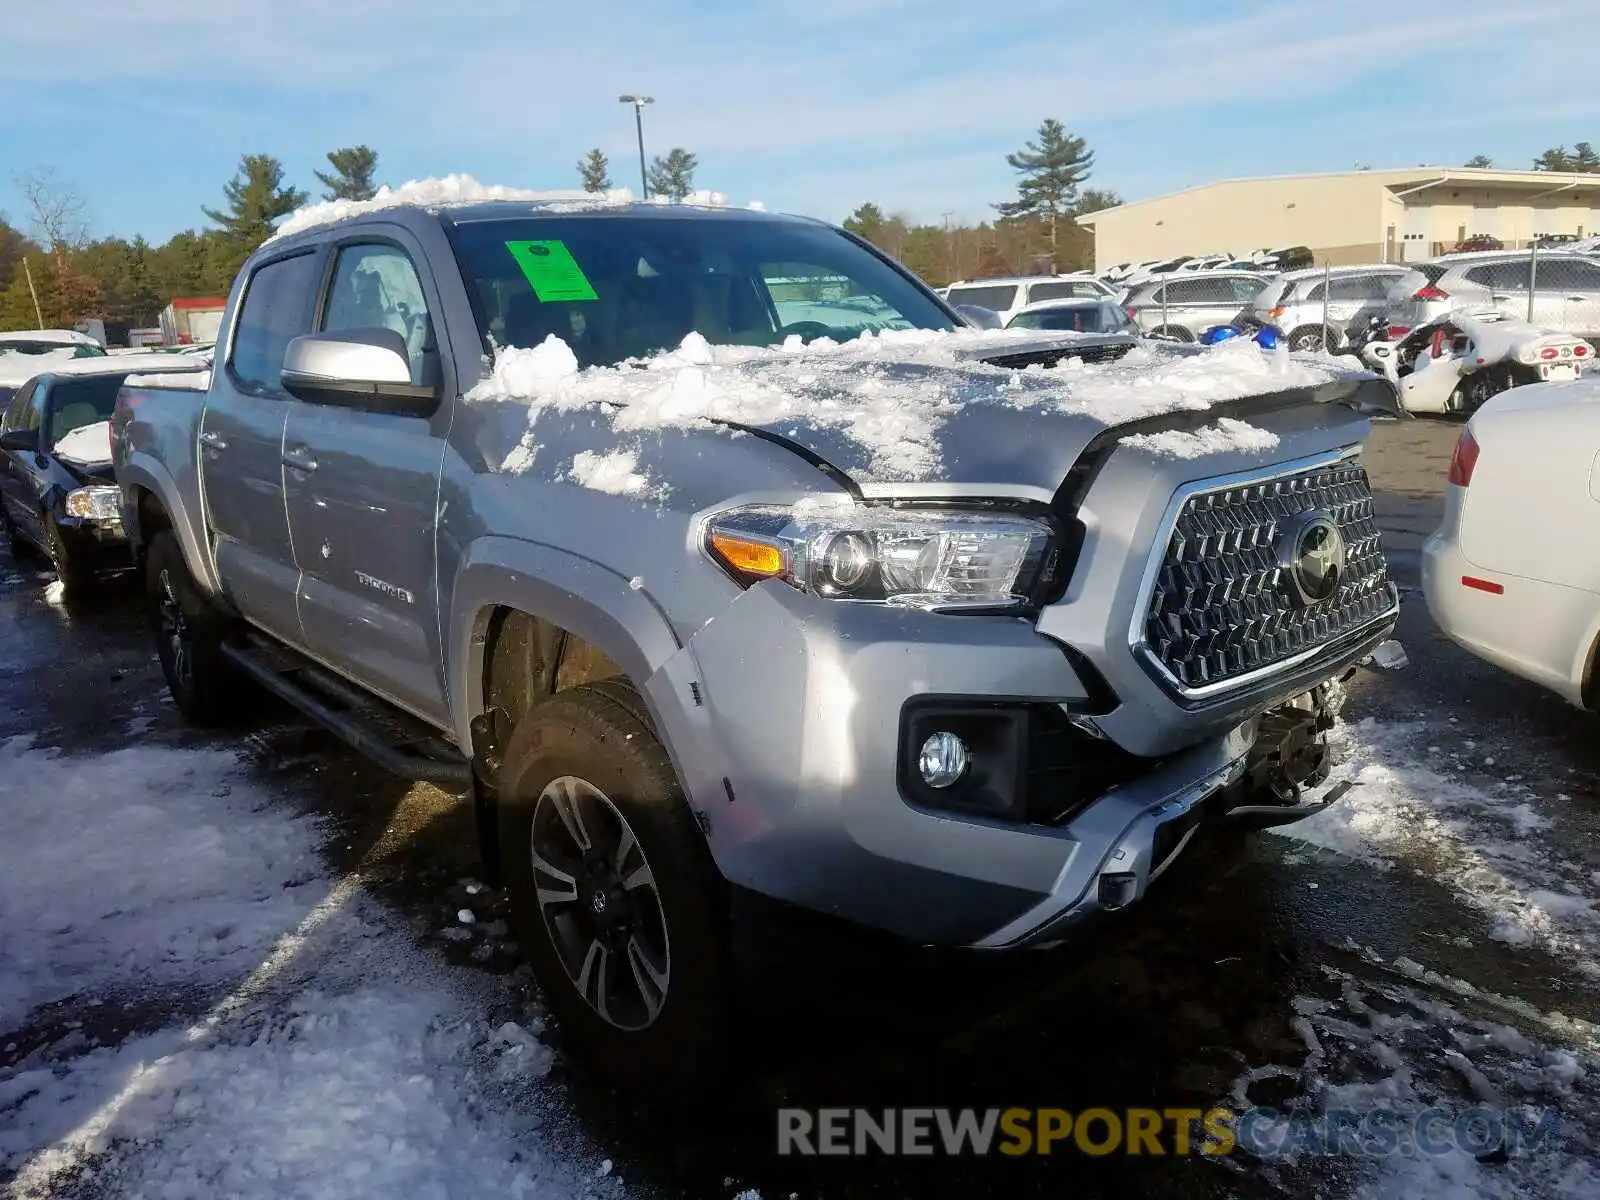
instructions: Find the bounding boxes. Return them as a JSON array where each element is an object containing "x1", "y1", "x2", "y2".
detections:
[{"x1": 468, "y1": 328, "x2": 1381, "y2": 492}]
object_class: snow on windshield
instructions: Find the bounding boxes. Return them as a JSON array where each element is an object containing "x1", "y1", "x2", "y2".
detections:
[
  {"x1": 53, "y1": 420, "x2": 112, "y2": 465},
  {"x1": 470, "y1": 328, "x2": 1367, "y2": 487}
]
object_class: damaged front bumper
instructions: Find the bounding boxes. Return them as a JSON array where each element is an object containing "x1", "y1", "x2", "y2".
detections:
[{"x1": 975, "y1": 638, "x2": 1408, "y2": 950}]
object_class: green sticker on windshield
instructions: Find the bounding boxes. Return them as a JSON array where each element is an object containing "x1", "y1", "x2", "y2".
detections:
[{"x1": 504, "y1": 239, "x2": 598, "y2": 302}]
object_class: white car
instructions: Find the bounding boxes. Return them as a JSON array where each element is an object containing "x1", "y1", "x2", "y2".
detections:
[
  {"x1": 942, "y1": 274, "x2": 1113, "y2": 324},
  {"x1": 1360, "y1": 310, "x2": 1591, "y2": 415},
  {"x1": 1422, "y1": 376, "x2": 1600, "y2": 707},
  {"x1": 0, "y1": 329, "x2": 108, "y2": 386}
]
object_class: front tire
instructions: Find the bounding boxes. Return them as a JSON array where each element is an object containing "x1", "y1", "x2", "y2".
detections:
[
  {"x1": 497, "y1": 683, "x2": 728, "y2": 1095},
  {"x1": 145, "y1": 529, "x2": 245, "y2": 726}
]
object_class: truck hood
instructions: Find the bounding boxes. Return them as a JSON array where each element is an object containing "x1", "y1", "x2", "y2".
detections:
[
  {"x1": 714, "y1": 335, "x2": 1396, "y2": 493},
  {"x1": 472, "y1": 328, "x2": 1396, "y2": 493}
]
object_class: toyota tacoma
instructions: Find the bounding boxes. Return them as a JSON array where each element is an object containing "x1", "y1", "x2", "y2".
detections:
[{"x1": 110, "y1": 183, "x2": 1403, "y2": 1091}]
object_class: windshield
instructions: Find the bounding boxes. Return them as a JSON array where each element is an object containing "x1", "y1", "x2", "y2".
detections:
[
  {"x1": 1008, "y1": 303, "x2": 1129, "y2": 333},
  {"x1": 0, "y1": 341, "x2": 103, "y2": 358},
  {"x1": 48, "y1": 375, "x2": 124, "y2": 449},
  {"x1": 945, "y1": 284, "x2": 1019, "y2": 312},
  {"x1": 445, "y1": 215, "x2": 956, "y2": 368}
]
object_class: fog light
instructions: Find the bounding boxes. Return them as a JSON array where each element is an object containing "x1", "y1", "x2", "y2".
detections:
[{"x1": 918, "y1": 731, "x2": 970, "y2": 789}]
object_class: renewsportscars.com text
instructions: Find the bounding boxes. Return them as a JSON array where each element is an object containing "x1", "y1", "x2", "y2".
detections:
[{"x1": 777, "y1": 1106, "x2": 1562, "y2": 1159}]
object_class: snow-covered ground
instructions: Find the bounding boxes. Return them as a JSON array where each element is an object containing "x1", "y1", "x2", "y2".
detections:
[
  {"x1": 2, "y1": 707, "x2": 1596, "y2": 1199},
  {"x1": 1248, "y1": 718, "x2": 1600, "y2": 1199},
  {"x1": 0, "y1": 736, "x2": 614, "y2": 1199}
]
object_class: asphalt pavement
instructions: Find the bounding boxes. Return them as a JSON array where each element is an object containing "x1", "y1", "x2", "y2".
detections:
[{"x1": 1, "y1": 414, "x2": 1596, "y2": 1200}]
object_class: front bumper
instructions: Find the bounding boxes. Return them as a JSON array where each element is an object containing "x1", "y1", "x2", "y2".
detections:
[
  {"x1": 661, "y1": 580, "x2": 1377, "y2": 950},
  {"x1": 52, "y1": 509, "x2": 133, "y2": 572}
]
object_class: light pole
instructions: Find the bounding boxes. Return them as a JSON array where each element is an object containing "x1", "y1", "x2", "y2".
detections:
[{"x1": 619, "y1": 94, "x2": 653, "y2": 198}]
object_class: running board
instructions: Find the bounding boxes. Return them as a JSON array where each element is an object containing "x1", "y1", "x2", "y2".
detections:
[{"x1": 220, "y1": 636, "x2": 471, "y2": 790}]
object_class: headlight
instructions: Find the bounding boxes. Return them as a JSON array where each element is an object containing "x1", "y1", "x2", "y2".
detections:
[
  {"x1": 703, "y1": 503, "x2": 1057, "y2": 611},
  {"x1": 64, "y1": 485, "x2": 121, "y2": 522}
]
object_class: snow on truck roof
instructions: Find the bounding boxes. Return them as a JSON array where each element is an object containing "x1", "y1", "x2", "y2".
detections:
[{"x1": 267, "y1": 174, "x2": 753, "y2": 242}]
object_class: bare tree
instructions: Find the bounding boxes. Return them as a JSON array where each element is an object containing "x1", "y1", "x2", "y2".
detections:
[{"x1": 16, "y1": 168, "x2": 89, "y2": 261}]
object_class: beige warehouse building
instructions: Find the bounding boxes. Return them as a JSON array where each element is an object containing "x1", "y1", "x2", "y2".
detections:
[{"x1": 1078, "y1": 167, "x2": 1600, "y2": 270}]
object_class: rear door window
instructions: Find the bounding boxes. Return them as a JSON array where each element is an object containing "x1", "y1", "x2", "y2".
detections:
[
  {"x1": 1329, "y1": 274, "x2": 1395, "y2": 301},
  {"x1": 1466, "y1": 261, "x2": 1531, "y2": 291},
  {"x1": 945, "y1": 284, "x2": 1018, "y2": 311},
  {"x1": 1535, "y1": 258, "x2": 1600, "y2": 292},
  {"x1": 227, "y1": 251, "x2": 321, "y2": 394},
  {"x1": 1026, "y1": 280, "x2": 1104, "y2": 302}
]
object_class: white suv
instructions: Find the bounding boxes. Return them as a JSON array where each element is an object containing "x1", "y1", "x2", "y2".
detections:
[{"x1": 943, "y1": 274, "x2": 1113, "y2": 324}]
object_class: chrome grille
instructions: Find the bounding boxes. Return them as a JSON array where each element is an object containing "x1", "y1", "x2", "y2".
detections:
[{"x1": 1138, "y1": 456, "x2": 1395, "y2": 695}]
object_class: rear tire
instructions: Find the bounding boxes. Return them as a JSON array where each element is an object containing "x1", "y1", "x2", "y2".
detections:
[
  {"x1": 145, "y1": 529, "x2": 246, "y2": 726},
  {"x1": 497, "y1": 683, "x2": 728, "y2": 1096},
  {"x1": 1288, "y1": 325, "x2": 1334, "y2": 352}
]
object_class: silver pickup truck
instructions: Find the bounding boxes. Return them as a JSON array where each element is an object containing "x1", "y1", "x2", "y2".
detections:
[{"x1": 111, "y1": 194, "x2": 1402, "y2": 1092}]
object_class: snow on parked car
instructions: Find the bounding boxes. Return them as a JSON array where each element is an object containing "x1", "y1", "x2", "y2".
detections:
[{"x1": 1360, "y1": 310, "x2": 1590, "y2": 415}]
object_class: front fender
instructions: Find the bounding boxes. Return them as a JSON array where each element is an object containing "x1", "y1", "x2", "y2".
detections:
[{"x1": 446, "y1": 535, "x2": 684, "y2": 752}]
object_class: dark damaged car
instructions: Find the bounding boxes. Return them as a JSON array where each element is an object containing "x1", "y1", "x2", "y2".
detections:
[{"x1": 1, "y1": 355, "x2": 186, "y2": 595}]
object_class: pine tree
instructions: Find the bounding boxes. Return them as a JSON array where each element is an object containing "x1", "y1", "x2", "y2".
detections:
[
  {"x1": 1072, "y1": 188, "x2": 1122, "y2": 217},
  {"x1": 996, "y1": 120, "x2": 1095, "y2": 273},
  {"x1": 1573, "y1": 142, "x2": 1600, "y2": 172},
  {"x1": 315, "y1": 146, "x2": 379, "y2": 201},
  {"x1": 204, "y1": 155, "x2": 307, "y2": 284},
  {"x1": 646, "y1": 149, "x2": 698, "y2": 202},
  {"x1": 1534, "y1": 146, "x2": 1574, "y2": 172},
  {"x1": 578, "y1": 149, "x2": 613, "y2": 193},
  {"x1": 1464, "y1": 154, "x2": 1493, "y2": 168},
  {"x1": 843, "y1": 203, "x2": 886, "y2": 243}
]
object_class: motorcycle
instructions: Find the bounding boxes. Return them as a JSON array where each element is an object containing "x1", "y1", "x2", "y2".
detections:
[{"x1": 1196, "y1": 315, "x2": 1283, "y2": 349}]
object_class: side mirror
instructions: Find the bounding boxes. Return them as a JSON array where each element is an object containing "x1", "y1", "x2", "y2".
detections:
[
  {"x1": 0, "y1": 428, "x2": 38, "y2": 453},
  {"x1": 281, "y1": 329, "x2": 437, "y2": 416}
]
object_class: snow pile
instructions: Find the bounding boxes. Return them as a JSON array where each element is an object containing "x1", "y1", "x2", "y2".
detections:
[
  {"x1": 51, "y1": 420, "x2": 111, "y2": 465},
  {"x1": 0, "y1": 736, "x2": 607, "y2": 1197},
  {"x1": 1225, "y1": 950, "x2": 1600, "y2": 1200},
  {"x1": 1454, "y1": 310, "x2": 1574, "y2": 365},
  {"x1": 472, "y1": 329, "x2": 1360, "y2": 484},
  {"x1": 1278, "y1": 717, "x2": 1600, "y2": 976},
  {"x1": 0, "y1": 737, "x2": 328, "y2": 1029},
  {"x1": 1120, "y1": 416, "x2": 1280, "y2": 458},
  {"x1": 269, "y1": 173, "x2": 636, "y2": 242},
  {"x1": 568, "y1": 449, "x2": 651, "y2": 496}
]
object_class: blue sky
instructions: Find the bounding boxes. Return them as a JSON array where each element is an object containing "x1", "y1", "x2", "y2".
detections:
[{"x1": 4, "y1": 0, "x2": 1599, "y2": 244}]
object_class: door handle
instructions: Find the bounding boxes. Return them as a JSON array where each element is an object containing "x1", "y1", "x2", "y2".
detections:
[
  {"x1": 198, "y1": 430, "x2": 228, "y2": 451},
  {"x1": 1568, "y1": 295, "x2": 1588, "y2": 302},
  {"x1": 282, "y1": 448, "x2": 318, "y2": 473}
]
